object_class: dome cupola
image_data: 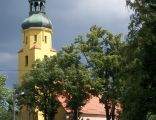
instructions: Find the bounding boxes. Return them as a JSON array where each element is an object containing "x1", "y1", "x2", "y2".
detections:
[{"x1": 21, "y1": 0, "x2": 52, "y2": 29}]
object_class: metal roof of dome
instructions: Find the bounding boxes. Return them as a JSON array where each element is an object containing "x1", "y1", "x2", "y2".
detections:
[{"x1": 22, "y1": 13, "x2": 52, "y2": 29}]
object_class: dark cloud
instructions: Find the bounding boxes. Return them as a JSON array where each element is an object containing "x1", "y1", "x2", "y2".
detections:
[{"x1": 0, "y1": 0, "x2": 131, "y2": 88}]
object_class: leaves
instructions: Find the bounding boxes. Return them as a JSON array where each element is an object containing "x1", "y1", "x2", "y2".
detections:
[
  {"x1": 0, "y1": 75, "x2": 13, "y2": 120},
  {"x1": 75, "y1": 25, "x2": 124, "y2": 120},
  {"x1": 17, "y1": 57, "x2": 63, "y2": 120},
  {"x1": 57, "y1": 45, "x2": 92, "y2": 120},
  {"x1": 121, "y1": 0, "x2": 156, "y2": 119}
]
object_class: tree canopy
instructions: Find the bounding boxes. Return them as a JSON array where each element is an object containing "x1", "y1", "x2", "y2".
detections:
[
  {"x1": 56, "y1": 45, "x2": 92, "y2": 120},
  {"x1": 18, "y1": 57, "x2": 64, "y2": 120},
  {"x1": 74, "y1": 25, "x2": 124, "y2": 120},
  {"x1": 0, "y1": 75, "x2": 13, "y2": 120},
  {"x1": 121, "y1": 0, "x2": 156, "y2": 119}
]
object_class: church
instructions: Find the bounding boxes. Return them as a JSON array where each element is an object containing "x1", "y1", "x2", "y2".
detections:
[{"x1": 18, "y1": 0, "x2": 108, "y2": 120}]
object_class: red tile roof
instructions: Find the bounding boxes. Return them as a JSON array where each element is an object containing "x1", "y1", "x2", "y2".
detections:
[
  {"x1": 58, "y1": 96, "x2": 105, "y2": 115},
  {"x1": 18, "y1": 49, "x2": 23, "y2": 53},
  {"x1": 80, "y1": 96, "x2": 105, "y2": 115},
  {"x1": 50, "y1": 48, "x2": 57, "y2": 52}
]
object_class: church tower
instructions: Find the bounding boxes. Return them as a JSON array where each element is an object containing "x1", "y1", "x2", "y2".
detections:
[
  {"x1": 18, "y1": 0, "x2": 56, "y2": 84},
  {"x1": 18, "y1": 0, "x2": 56, "y2": 119}
]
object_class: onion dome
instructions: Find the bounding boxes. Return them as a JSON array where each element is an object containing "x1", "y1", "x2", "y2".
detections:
[
  {"x1": 21, "y1": 0, "x2": 52, "y2": 29},
  {"x1": 22, "y1": 13, "x2": 52, "y2": 29}
]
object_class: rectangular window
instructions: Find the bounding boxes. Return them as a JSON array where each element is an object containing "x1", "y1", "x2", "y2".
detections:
[
  {"x1": 25, "y1": 56, "x2": 28, "y2": 66},
  {"x1": 44, "y1": 55, "x2": 48, "y2": 59},
  {"x1": 45, "y1": 36, "x2": 47, "y2": 43},
  {"x1": 34, "y1": 35, "x2": 37, "y2": 42}
]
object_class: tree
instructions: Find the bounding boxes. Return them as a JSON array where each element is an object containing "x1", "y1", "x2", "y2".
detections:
[
  {"x1": 74, "y1": 25, "x2": 124, "y2": 120},
  {"x1": 56, "y1": 45, "x2": 92, "y2": 120},
  {"x1": 17, "y1": 57, "x2": 64, "y2": 120},
  {"x1": 0, "y1": 75, "x2": 14, "y2": 120},
  {"x1": 18, "y1": 46, "x2": 92, "y2": 120},
  {"x1": 121, "y1": 0, "x2": 156, "y2": 119},
  {"x1": 0, "y1": 75, "x2": 8, "y2": 105}
]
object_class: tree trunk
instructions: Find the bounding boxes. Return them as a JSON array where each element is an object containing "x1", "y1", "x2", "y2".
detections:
[
  {"x1": 111, "y1": 77, "x2": 116, "y2": 120},
  {"x1": 43, "y1": 110, "x2": 48, "y2": 120},
  {"x1": 43, "y1": 114, "x2": 47, "y2": 120},
  {"x1": 111, "y1": 102, "x2": 116, "y2": 120},
  {"x1": 48, "y1": 114, "x2": 55, "y2": 120},
  {"x1": 73, "y1": 109, "x2": 78, "y2": 120},
  {"x1": 105, "y1": 99, "x2": 110, "y2": 120}
]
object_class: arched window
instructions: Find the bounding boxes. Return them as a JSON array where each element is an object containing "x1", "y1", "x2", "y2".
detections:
[
  {"x1": 40, "y1": 2, "x2": 43, "y2": 11},
  {"x1": 25, "y1": 56, "x2": 28, "y2": 66},
  {"x1": 44, "y1": 55, "x2": 48, "y2": 59},
  {"x1": 34, "y1": 2, "x2": 38, "y2": 11},
  {"x1": 34, "y1": 35, "x2": 37, "y2": 43},
  {"x1": 45, "y1": 36, "x2": 47, "y2": 43},
  {"x1": 31, "y1": 3, "x2": 34, "y2": 11}
]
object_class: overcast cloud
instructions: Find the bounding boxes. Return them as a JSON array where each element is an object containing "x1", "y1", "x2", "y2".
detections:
[{"x1": 0, "y1": 0, "x2": 131, "y2": 88}]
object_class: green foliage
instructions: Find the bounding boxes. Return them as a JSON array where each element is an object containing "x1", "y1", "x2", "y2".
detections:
[
  {"x1": 74, "y1": 25, "x2": 124, "y2": 120},
  {"x1": 18, "y1": 46, "x2": 92, "y2": 120},
  {"x1": 0, "y1": 75, "x2": 14, "y2": 120},
  {"x1": 0, "y1": 75, "x2": 8, "y2": 101},
  {"x1": 121, "y1": 0, "x2": 156, "y2": 119},
  {"x1": 17, "y1": 57, "x2": 64, "y2": 120},
  {"x1": 148, "y1": 114, "x2": 156, "y2": 120},
  {"x1": 57, "y1": 45, "x2": 92, "y2": 120}
]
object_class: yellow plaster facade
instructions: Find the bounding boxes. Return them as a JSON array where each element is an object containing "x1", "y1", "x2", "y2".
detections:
[
  {"x1": 18, "y1": 27, "x2": 56, "y2": 84},
  {"x1": 18, "y1": 27, "x2": 56, "y2": 120}
]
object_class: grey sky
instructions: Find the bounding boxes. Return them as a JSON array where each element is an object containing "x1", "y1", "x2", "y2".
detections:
[{"x1": 0, "y1": 0, "x2": 131, "y2": 88}]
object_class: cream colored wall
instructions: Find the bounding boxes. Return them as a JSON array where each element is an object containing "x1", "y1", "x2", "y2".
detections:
[
  {"x1": 79, "y1": 114, "x2": 106, "y2": 120},
  {"x1": 18, "y1": 48, "x2": 35, "y2": 84},
  {"x1": 18, "y1": 27, "x2": 56, "y2": 120},
  {"x1": 38, "y1": 111, "x2": 44, "y2": 120}
]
